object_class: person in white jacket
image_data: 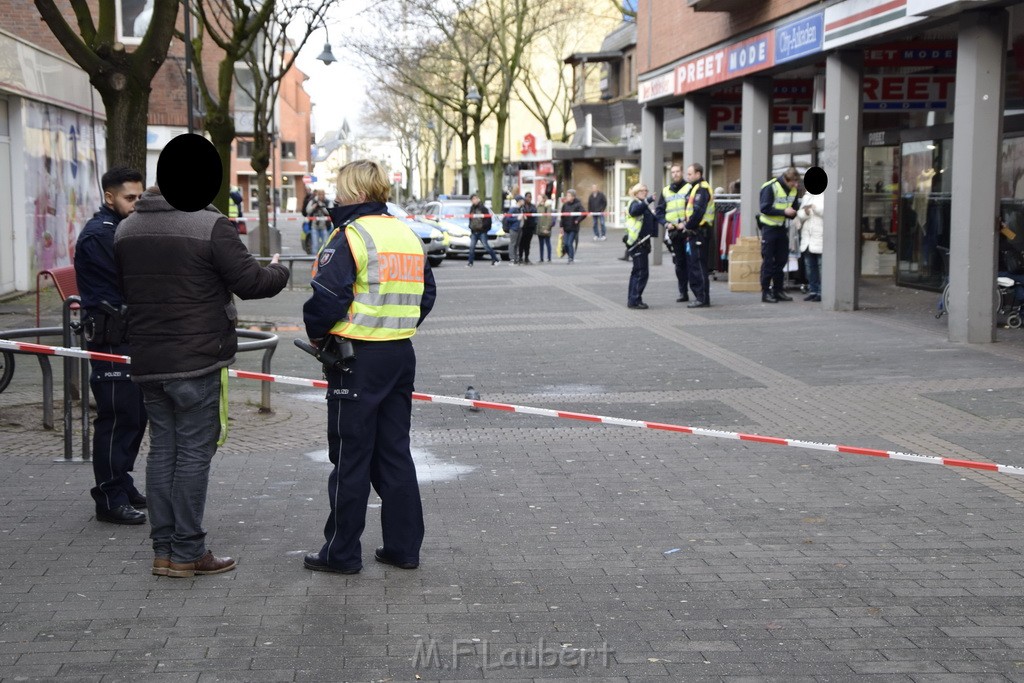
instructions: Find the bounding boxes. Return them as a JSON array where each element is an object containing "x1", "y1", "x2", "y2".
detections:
[{"x1": 795, "y1": 191, "x2": 824, "y2": 302}]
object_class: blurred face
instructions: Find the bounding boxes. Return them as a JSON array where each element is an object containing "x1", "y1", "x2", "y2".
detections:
[
  {"x1": 471, "y1": 194, "x2": 480, "y2": 206},
  {"x1": 685, "y1": 166, "x2": 700, "y2": 183},
  {"x1": 670, "y1": 165, "x2": 683, "y2": 183},
  {"x1": 525, "y1": 193, "x2": 532, "y2": 202},
  {"x1": 784, "y1": 176, "x2": 800, "y2": 190},
  {"x1": 105, "y1": 181, "x2": 144, "y2": 219},
  {"x1": 635, "y1": 187, "x2": 649, "y2": 199}
]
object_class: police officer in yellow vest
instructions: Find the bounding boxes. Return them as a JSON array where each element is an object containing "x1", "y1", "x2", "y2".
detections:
[
  {"x1": 656, "y1": 163, "x2": 695, "y2": 302},
  {"x1": 302, "y1": 159, "x2": 436, "y2": 574},
  {"x1": 758, "y1": 167, "x2": 801, "y2": 303},
  {"x1": 681, "y1": 163, "x2": 715, "y2": 308}
]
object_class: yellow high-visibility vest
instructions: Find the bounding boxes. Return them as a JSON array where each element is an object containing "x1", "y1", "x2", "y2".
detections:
[
  {"x1": 625, "y1": 210, "x2": 642, "y2": 245},
  {"x1": 683, "y1": 180, "x2": 715, "y2": 226},
  {"x1": 325, "y1": 215, "x2": 426, "y2": 341},
  {"x1": 662, "y1": 183, "x2": 690, "y2": 223},
  {"x1": 758, "y1": 178, "x2": 797, "y2": 227}
]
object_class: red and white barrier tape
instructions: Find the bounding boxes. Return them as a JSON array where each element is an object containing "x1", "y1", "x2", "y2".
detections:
[
  {"x1": 274, "y1": 211, "x2": 615, "y2": 222},
  {"x1": 4, "y1": 338, "x2": 1021, "y2": 478}
]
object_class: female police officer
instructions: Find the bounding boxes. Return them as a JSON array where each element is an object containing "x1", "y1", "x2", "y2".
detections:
[{"x1": 302, "y1": 159, "x2": 436, "y2": 573}]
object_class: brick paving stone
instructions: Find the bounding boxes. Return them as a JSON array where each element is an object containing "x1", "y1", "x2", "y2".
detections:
[{"x1": 7, "y1": 244, "x2": 1024, "y2": 679}]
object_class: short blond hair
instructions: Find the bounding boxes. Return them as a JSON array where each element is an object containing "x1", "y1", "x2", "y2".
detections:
[
  {"x1": 629, "y1": 182, "x2": 648, "y2": 198},
  {"x1": 336, "y1": 159, "x2": 391, "y2": 204}
]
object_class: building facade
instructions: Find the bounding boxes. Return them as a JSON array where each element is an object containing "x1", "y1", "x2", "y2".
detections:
[{"x1": 636, "y1": 0, "x2": 1024, "y2": 342}]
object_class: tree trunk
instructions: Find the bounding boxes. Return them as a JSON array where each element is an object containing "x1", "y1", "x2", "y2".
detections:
[
  {"x1": 206, "y1": 114, "x2": 236, "y2": 214},
  {"x1": 251, "y1": 146, "x2": 271, "y2": 257},
  {"x1": 98, "y1": 83, "x2": 151, "y2": 179},
  {"x1": 491, "y1": 112, "x2": 507, "y2": 214},
  {"x1": 472, "y1": 123, "x2": 486, "y2": 201},
  {"x1": 460, "y1": 133, "x2": 470, "y2": 195}
]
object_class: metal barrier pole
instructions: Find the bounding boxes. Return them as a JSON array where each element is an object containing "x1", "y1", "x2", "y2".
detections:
[
  {"x1": 40, "y1": 357, "x2": 53, "y2": 430},
  {"x1": 61, "y1": 301, "x2": 74, "y2": 461},
  {"x1": 236, "y1": 329, "x2": 279, "y2": 413}
]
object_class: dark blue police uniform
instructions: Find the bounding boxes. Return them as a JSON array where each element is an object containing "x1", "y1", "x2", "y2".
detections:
[
  {"x1": 683, "y1": 184, "x2": 712, "y2": 307},
  {"x1": 74, "y1": 205, "x2": 147, "y2": 514},
  {"x1": 303, "y1": 201, "x2": 436, "y2": 572}
]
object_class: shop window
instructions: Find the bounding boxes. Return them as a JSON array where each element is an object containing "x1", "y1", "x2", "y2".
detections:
[
  {"x1": 236, "y1": 140, "x2": 253, "y2": 159},
  {"x1": 896, "y1": 140, "x2": 952, "y2": 290}
]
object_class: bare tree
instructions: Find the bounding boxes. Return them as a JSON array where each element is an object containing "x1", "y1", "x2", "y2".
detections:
[
  {"x1": 33, "y1": 0, "x2": 180, "y2": 172},
  {"x1": 182, "y1": 0, "x2": 276, "y2": 213},
  {"x1": 236, "y1": 0, "x2": 331, "y2": 256},
  {"x1": 514, "y1": 16, "x2": 578, "y2": 143}
]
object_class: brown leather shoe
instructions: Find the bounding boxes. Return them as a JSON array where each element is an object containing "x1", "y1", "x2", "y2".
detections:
[
  {"x1": 152, "y1": 556, "x2": 170, "y2": 576},
  {"x1": 166, "y1": 551, "x2": 236, "y2": 578}
]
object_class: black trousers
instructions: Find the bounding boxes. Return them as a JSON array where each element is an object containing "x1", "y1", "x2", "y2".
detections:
[
  {"x1": 760, "y1": 225, "x2": 789, "y2": 293},
  {"x1": 320, "y1": 339, "x2": 424, "y2": 570},
  {"x1": 518, "y1": 227, "x2": 536, "y2": 262},
  {"x1": 686, "y1": 230, "x2": 710, "y2": 304},
  {"x1": 88, "y1": 347, "x2": 147, "y2": 511},
  {"x1": 668, "y1": 230, "x2": 692, "y2": 298}
]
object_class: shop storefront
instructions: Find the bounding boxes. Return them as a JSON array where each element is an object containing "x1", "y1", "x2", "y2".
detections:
[{"x1": 638, "y1": 0, "x2": 1020, "y2": 341}]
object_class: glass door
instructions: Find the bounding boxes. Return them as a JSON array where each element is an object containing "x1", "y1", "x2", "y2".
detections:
[{"x1": 861, "y1": 145, "x2": 899, "y2": 278}]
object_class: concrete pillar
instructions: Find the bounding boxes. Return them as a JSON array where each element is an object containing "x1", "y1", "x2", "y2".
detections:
[
  {"x1": 684, "y1": 93, "x2": 709, "y2": 171},
  {"x1": 740, "y1": 78, "x2": 771, "y2": 238},
  {"x1": 642, "y1": 105, "x2": 666, "y2": 265},
  {"x1": 822, "y1": 50, "x2": 863, "y2": 312},
  {"x1": 948, "y1": 9, "x2": 1006, "y2": 343}
]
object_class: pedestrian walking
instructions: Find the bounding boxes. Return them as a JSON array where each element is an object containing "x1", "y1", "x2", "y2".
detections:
[
  {"x1": 560, "y1": 189, "x2": 585, "y2": 263},
  {"x1": 504, "y1": 194, "x2": 524, "y2": 264},
  {"x1": 520, "y1": 192, "x2": 537, "y2": 264},
  {"x1": 466, "y1": 193, "x2": 499, "y2": 266},
  {"x1": 302, "y1": 159, "x2": 436, "y2": 574},
  {"x1": 536, "y1": 195, "x2": 554, "y2": 262},
  {"x1": 588, "y1": 184, "x2": 608, "y2": 240},
  {"x1": 306, "y1": 189, "x2": 332, "y2": 254}
]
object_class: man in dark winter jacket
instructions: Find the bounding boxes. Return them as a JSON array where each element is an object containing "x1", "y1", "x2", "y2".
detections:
[
  {"x1": 74, "y1": 166, "x2": 148, "y2": 527},
  {"x1": 114, "y1": 187, "x2": 289, "y2": 578},
  {"x1": 559, "y1": 189, "x2": 585, "y2": 263}
]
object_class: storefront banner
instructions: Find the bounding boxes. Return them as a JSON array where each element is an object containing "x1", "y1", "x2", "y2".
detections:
[
  {"x1": 774, "y1": 13, "x2": 824, "y2": 65},
  {"x1": 712, "y1": 79, "x2": 814, "y2": 102},
  {"x1": 638, "y1": 72, "x2": 675, "y2": 104},
  {"x1": 862, "y1": 74, "x2": 955, "y2": 110},
  {"x1": 22, "y1": 100, "x2": 105, "y2": 274},
  {"x1": 675, "y1": 30, "x2": 775, "y2": 96},
  {"x1": 710, "y1": 104, "x2": 812, "y2": 133},
  {"x1": 863, "y1": 41, "x2": 956, "y2": 68},
  {"x1": 823, "y1": 0, "x2": 922, "y2": 51}
]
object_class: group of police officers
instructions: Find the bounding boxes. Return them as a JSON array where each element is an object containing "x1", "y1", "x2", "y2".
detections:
[{"x1": 624, "y1": 162, "x2": 803, "y2": 309}]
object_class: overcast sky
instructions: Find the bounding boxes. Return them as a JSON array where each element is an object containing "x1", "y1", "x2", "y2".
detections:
[{"x1": 292, "y1": 0, "x2": 376, "y2": 142}]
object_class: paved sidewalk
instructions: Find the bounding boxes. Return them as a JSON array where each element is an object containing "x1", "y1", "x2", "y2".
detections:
[{"x1": 4, "y1": 238, "x2": 1024, "y2": 681}]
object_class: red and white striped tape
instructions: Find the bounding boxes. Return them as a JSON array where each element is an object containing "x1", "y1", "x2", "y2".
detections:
[
  {"x1": 4, "y1": 338, "x2": 1021, "y2": 478},
  {"x1": 274, "y1": 211, "x2": 615, "y2": 222}
]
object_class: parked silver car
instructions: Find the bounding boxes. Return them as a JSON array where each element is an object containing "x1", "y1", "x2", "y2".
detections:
[
  {"x1": 386, "y1": 202, "x2": 447, "y2": 267},
  {"x1": 422, "y1": 198, "x2": 510, "y2": 260}
]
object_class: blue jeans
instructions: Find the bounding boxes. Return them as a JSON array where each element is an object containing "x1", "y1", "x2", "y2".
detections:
[
  {"x1": 803, "y1": 251, "x2": 821, "y2": 295},
  {"x1": 467, "y1": 232, "x2": 498, "y2": 264},
  {"x1": 563, "y1": 230, "x2": 578, "y2": 260},
  {"x1": 140, "y1": 372, "x2": 222, "y2": 563},
  {"x1": 537, "y1": 235, "x2": 552, "y2": 261},
  {"x1": 312, "y1": 226, "x2": 328, "y2": 254},
  {"x1": 592, "y1": 214, "x2": 606, "y2": 238}
]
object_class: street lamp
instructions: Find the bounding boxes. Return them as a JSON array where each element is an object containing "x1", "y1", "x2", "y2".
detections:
[{"x1": 316, "y1": 42, "x2": 336, "y2": 65}]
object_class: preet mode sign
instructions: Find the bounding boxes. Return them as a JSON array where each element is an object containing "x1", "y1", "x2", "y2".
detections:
[
  {"x1": 675, "y1": 31, "x2": 775, "y2": 95},
  {"x1": 862, "y1": 74, "x2": 955, "y2": 110}
]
